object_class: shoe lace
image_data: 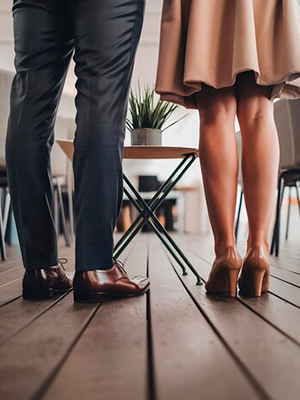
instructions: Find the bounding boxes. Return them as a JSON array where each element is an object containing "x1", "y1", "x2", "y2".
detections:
[
  {"x1": 58, "y1": 257, "x2": 68, "y2": 270},
  {"x1": 114, "y1": 259, "x2": 146, "y2": 280},
  {"x1": 114, "y1": 259, "x2": 128, "y2": 276}
]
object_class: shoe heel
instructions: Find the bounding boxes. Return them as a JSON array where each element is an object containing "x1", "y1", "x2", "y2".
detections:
[
  {"x1": 23, "y1": 288, "x2": 53, "y2": 300},
  {"x1": 251, "y1": 269, "x2": 266, "y2": 297},
  {"x1": 73, "y1": 291, "x2": 110, "y2": 303},
  {"x1": 240, "y1": 268, "x2": 266, "y2": 297},
  {"x1": 227, "y1": 269, "x2": 240, "y2": 297}
]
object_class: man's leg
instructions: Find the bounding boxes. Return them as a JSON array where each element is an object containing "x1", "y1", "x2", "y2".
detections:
[
  {"x1": 72, "y1": 0, "x2": 145, "y2": 270},
  {"x1": 71, "y1": 0, "x2": 149, "y2": 302},
  {"x1": 6, "y1": 0, "x2": 73, "y2": 270}
]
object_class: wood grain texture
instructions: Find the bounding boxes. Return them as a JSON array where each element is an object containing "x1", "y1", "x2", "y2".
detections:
[
  {"x1": 0, "y1": 242, "x2": 76, "y2": 345},
  {"x1": 0, "y1": 294, "x2": 68, "y2": 347},
  {"x1": 180, "y1": 235, "x2": 300, "y2": 344},
  {"x1": 148, "y1": 235, "x2": 258, "y2": 400},
  {"x1": 42, "y1": 237, "x2": 149, "y2": 400},
  {"x1": 0, "y1": 279, "x2": 22, "y2": 307},
  {"x1": 1, "y1": 233, "x2": 300, "y2": 400},
  {"x1": 175, "y1": 235, "x2": 300, "y2": 400},
  {"x1": 0, "y1": 268, "x2": 23, "y2": 287},
  {"x1": 0, "y1": 293, "x2": 97, "y2": 400}
]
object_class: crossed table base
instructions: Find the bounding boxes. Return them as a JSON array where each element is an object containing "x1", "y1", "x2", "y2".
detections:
[
  {"x1": 114, "y1": 146, "x2": 203, "y2": 286},
  {"x1": 56, "y1": 141, "x2": 203, "y2": 285}
]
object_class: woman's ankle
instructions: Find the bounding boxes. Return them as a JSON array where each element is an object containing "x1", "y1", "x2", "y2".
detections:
[
  {"x1": 214, "y1": 241, "x2": 236, "y2": 257},
  {"x1": 246, "y1": 238, "x2": 269, "y2": 253}
]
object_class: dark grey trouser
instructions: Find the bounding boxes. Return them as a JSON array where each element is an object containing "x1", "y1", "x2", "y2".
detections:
[{"x1": 6, "y1": 0, "x2": 145, "y2": 270}]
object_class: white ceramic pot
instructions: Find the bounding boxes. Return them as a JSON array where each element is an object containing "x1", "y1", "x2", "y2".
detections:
[{"x1": 131, "y1": 128, "x2": 162, "y2": 146}]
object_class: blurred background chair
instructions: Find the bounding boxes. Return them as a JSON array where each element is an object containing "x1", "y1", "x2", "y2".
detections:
[
  {"x1": 282, "y1": 100, "x2": 300, "y2": 243},
  {"x1": 235, "y1": 130, "x2": 244, "y2": 241},
  {"x1": 0, "y1": 70, "x2": 13, "y2": 260},
  {"x1": 235, "y1": 100, "x2": 300, "y2": 254},
  {"x1": 0, "y1": 168, "x2": 11, "y2": 260},
  {"x1": 270, "y1": 99, "x2": 300, "y2": 256}
]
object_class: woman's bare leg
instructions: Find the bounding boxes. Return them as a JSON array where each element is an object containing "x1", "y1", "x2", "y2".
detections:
[
  {"x1": 236, "y1": 72, "x2": 280, "y2": 252},
  {"x1": 196, "y1": 85, "x2": 238, "y2": 256}
]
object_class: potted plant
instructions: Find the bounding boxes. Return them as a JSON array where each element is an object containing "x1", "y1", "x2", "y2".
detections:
[{"x1": 126, "y1": 85, "x2": 186, "y2": 146}]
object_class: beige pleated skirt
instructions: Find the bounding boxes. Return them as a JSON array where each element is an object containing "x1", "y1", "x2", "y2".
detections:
[{"x1": 155, "y1": 0, "x2": 300, "y2": 109}]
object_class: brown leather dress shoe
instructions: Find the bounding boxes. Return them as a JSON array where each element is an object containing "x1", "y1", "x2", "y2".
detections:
[
  {"x1": 238, "y1": 246, "x2": 270, "y2": 297},
  {"x1": 205, "y1": 246, "x2": 243, "y2": 297},
  {"x1": 73, "y1": 260, "x2": 150, "y2": 303},
  {"x1": 23, "y1": 258, "x2": 73, "y2": 300}
]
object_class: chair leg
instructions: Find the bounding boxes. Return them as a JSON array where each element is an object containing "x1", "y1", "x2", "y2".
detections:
[
  {"x1": 68, "y1": 187, "x2": 75, "y2": 239},
  {"x1": 276, "y1": 179, "x2": 285, "y2": 257},
  {"x1": 285, "y1": 186, "x2": 292, "y2": 241},
  {"x1": 53, "y1": 185, "x2": 59, "y2": 233},
  {"x1": 3, "y1": 189, "x2": 11, "y2": 236},
  {"x1": 271, "y1": 175, "x2": 284, "y2": 256},
  {"x1": 271, "y1": 190, "x2": 280, "y2": 255},
  {"x1": 296, "y1": 182, "x2": 300, "y2": 218},
  {"x1": 56, "y1": 181, "x2": 71, "y2": 247},
  {"x1": 235, "y1": 189, "x2": 243, "y2": 241},
  {"x1": 0, "y1": 196, "x2": 6, "y2": 261}
]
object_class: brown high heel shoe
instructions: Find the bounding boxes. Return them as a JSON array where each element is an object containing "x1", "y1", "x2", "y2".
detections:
[
  {"x1": 205, "y1": 246, "x2": 243, "y2": 297},
  {"x1": 238, "y1": 246, "x2": 270, "y2": 297}
]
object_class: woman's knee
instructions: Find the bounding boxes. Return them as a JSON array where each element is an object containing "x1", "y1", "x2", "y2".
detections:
[
  {"x1": 236, "y1": 71, "x2": 274, "y2": 131},
  {"x1": 237, "y1": 96, "x2": 274, "y2": 133},
  {"x1": 196, "y1": 85, "x2": 237, "y2": 126}
]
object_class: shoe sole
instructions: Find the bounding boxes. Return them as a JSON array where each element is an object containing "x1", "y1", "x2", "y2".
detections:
[
  {"x1": 73, "y1": 284, "x2": 150, "y2": 303},
  {"x1": 238, "y1": 288, "x2": 269, "y2": 298},
  {"x1": 23, "y1": 287, "x2": 72, "y2": 300}
]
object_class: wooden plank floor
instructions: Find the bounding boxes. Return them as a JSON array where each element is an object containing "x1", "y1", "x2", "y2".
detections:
[{"x1": 0, "y1": 232, "x2": 300, "y2": 400}]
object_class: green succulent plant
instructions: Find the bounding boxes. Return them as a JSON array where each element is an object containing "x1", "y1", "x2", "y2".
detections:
[{"x1": 126, "y1": 85, "x2": 186, "y2": 132}]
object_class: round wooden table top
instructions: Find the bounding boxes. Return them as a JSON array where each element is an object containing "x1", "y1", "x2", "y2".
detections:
[{"x1": 56, "y1": 139, "x2": 199, "y2": 161}]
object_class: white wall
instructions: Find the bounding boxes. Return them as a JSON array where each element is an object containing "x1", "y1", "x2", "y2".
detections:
[{"x1": 0, "y1": 0, "x2": 14, "y2": 71}]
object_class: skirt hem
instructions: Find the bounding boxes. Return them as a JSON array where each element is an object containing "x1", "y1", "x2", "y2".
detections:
[{"x1": 156, "y1": 68, "x2": 300, "y2": 109}]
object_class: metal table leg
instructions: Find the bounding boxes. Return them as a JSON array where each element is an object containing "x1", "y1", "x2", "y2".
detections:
[
  {"x1": 114, "y1": 154, "x2": 203, "y2": 285},
  {"x1": 114, "y1": 155, "x2": 194, "y2": 253}
]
